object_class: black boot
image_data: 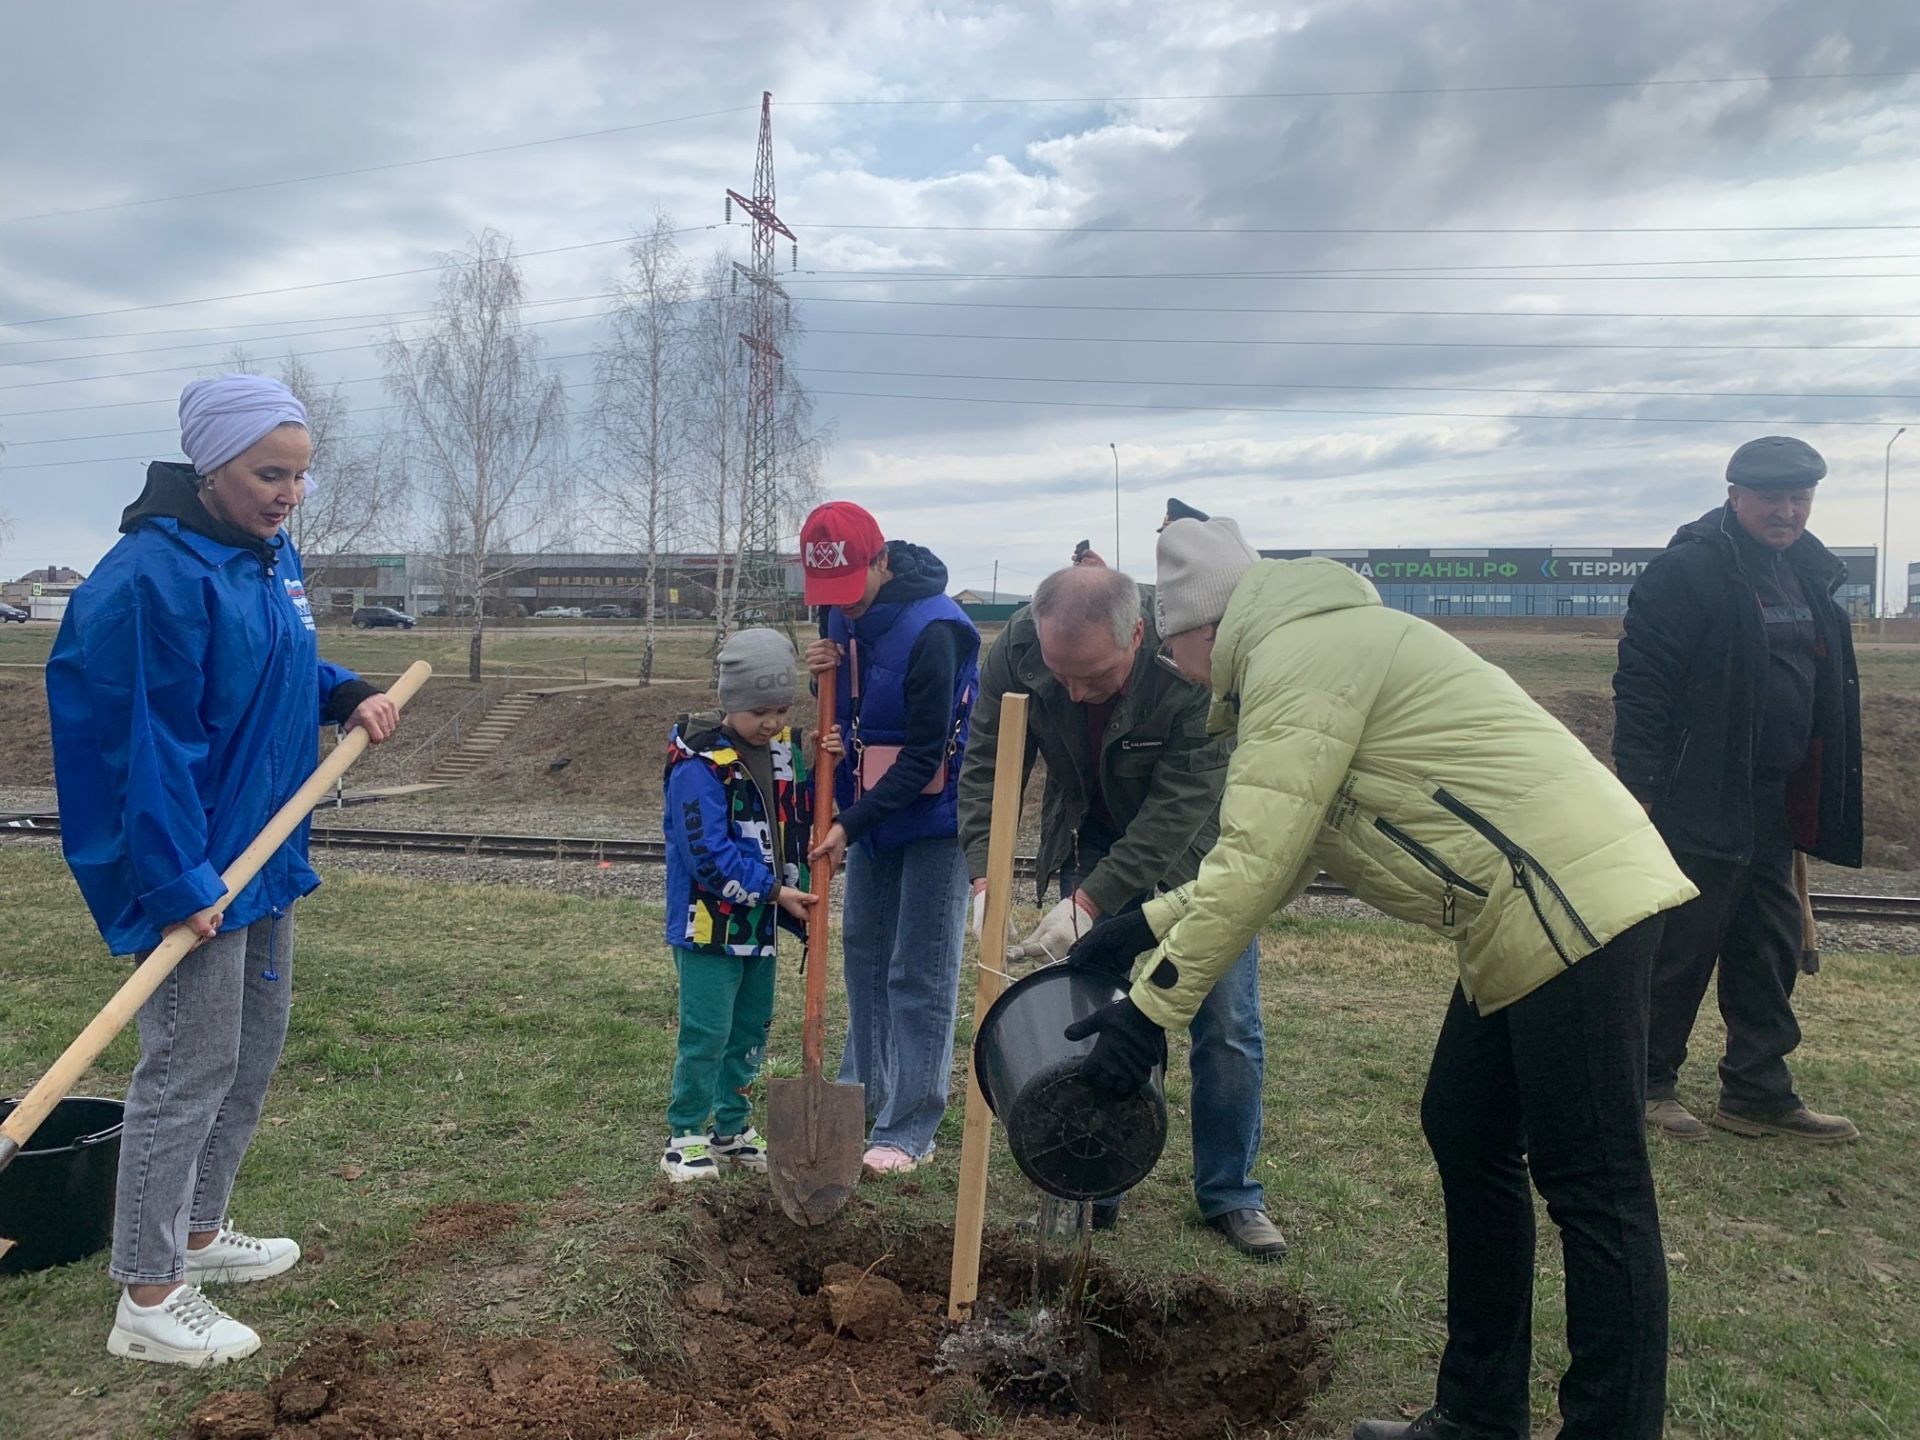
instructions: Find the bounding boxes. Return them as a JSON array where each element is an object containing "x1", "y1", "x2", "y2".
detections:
[{"x1": 1352, "y1": 1407, "x2": 1481, "y2": 1439}]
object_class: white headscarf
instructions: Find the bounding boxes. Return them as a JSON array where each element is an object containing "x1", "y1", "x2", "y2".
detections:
[{"x1": 178, "y1": 374, "x2": 308, "y2": 476}]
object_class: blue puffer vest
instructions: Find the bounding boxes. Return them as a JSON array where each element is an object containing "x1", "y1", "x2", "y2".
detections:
[{"x1": 828, "y1": 593, "x2": 980, "y2": 849}]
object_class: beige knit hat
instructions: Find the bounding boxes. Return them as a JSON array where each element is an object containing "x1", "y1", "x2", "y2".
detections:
[{"x1": 1155, "y1": 515, "x2": 1260, "y2": 635}]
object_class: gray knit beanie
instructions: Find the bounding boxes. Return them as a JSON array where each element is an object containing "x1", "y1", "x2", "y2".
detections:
[
  {"x1": 716, "y1": 628, "x2": 797, "y2": 712},
  {"x1": 1155, "y1": 515, "x2": 1260, "y2": 635}
]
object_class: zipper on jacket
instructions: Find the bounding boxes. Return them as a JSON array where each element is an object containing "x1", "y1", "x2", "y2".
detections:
[
  {"x1": 1431, "y1": 788, "x2": 1602, "y2": 963},
  {"x1": 1373, "y1": 817, "x2": 1487, "y2": 928}
]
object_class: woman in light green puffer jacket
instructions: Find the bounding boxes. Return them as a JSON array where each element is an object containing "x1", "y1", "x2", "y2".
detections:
[{"x1": 1065, "y1": 513, "x2": 1696, "y2": 1440}]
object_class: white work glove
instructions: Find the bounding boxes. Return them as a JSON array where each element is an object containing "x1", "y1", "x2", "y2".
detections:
[
  {"x1": 970, "y1": 883, "x2": 988, "y2": 940},
  {"x1": 1014, "y1": 892, "x2": 1100, "y2": 963}
]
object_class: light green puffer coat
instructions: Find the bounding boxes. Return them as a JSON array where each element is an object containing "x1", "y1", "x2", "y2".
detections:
[{"x1": 1133, "y1": 559, "x2": 1697, "y2": 1030}]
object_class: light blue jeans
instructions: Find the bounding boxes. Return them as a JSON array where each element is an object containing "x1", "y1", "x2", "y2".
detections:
[
  {"x1": 111, "y1": 911, "x2": 295, "y2": 1285},
  {"x1": 836, "y1": 834, "x2": 969, "y2": 1159}
]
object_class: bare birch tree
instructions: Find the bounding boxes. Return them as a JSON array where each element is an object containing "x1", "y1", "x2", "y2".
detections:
[
  {"x1": 383, "y1": 231, "x2": 568, "y2": 682},
  {"x1": 588, "y1": 215, "x2": 691, "y2": 684},
  {"x1": 684, "y1": 253, "x2": 746, "y2": 652},
  {"x1": 278, "y1": 353, "x2": 396, "y2": 578}
]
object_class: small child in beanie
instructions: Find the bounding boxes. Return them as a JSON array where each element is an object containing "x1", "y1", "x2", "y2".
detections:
[{"x1": 659, "y1": 629, "x2": 842, "y2": 1181}]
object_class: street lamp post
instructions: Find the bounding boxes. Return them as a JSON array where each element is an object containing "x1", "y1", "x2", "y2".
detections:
[
  {"x1": 1885, "y1": 427, "x2": 1907, "y2": 631},
  {"x1": 1110, "y1": 442, "x2": 1121, "y2": 569}
]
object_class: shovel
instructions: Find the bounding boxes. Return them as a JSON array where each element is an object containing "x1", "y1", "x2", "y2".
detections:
[
  {"x1": 767, "y1": 665, "x2": 866, "y2": 1226},
  {"x1": 0, "y1": 661, "x2": 434, "y2": 1187}
]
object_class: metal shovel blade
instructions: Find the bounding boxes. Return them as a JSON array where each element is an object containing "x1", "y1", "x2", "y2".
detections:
[{"x1": 766, "y1": 1072, "x2": 866, "y2": 1227}]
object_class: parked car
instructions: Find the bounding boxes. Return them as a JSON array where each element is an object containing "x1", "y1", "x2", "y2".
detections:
[
  {"x1": 352, "y1": 606, "x2": 416, "y2": 630},
  {"x1": 0, "y1": 602, "x2": 27, "y2": 624},
  {"x1": 533, "y1": 606, "x2": 584, "y2": 620},
  {"x1": 585, "y1": 603, "x2": 627, "y2": 620}
]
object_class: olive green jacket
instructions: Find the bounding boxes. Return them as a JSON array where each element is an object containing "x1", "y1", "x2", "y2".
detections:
[
  {"x1": 956, "y1": 587, "x2": 1231, "y2": 914},
  {"x1": 1133, "y1": 559, "x2": 1697, "y2": 1030}
]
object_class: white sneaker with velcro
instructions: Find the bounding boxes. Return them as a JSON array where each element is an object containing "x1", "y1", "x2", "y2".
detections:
[
  {"x1": 184, "y1": 1224, "x2": 302, "y2": 1284},
  {"x1": 108, "y1": 1285, "x2": 261, "y2": 1367}
]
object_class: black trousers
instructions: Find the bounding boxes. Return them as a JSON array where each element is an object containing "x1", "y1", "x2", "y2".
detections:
[
  {"x1": 1646, "y1": 782, "x2": 1803, "y2": 1116},
  {"x1": 1422, "y1": 919, "x2": 1669, "y2": 1440}
]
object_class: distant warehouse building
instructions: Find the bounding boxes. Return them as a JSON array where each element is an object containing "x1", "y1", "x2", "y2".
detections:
[
  {"x1": 304, "y1": 551, "x2": 803, "y2": 618},
  {"x1": 1259, "y1": 545, "x2": 1880, "y2": 619},
  {"x1": 1908, "y1": 560, "x2": 1920, "y2": 617}
]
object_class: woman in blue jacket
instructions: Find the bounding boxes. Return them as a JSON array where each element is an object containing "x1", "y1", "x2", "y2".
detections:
[{"x1": 46, "y1": 375, "x2": 400, "y2": 1369}]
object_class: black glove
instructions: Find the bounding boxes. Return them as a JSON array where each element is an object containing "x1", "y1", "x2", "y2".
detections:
[
  {"x1": 1063, "y1": 996, "x2": 1167, "y2": 1099},
  {"x1": 1063, "y1": 909, "x2": 1156, "y2": 981}
]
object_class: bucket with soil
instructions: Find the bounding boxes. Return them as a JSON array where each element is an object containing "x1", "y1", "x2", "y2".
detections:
[
  {"x1": 0, "y1": 1094, "x2": 122, "y2": 1275},
  {"x1": 973, "y1": 964, "x2": 1167, "y2": 1200}
]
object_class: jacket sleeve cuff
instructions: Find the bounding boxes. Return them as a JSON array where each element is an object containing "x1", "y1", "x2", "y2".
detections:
[
  {"x1": 1130, "y1": 958, "x2": 1189, "y2": 1031},
  {"x1": 1140, "y1": 888, "x2": 1189, "y2": 940},
  {"x1": 322, "y1": 678, "x2": 381, "y2": 726},
  {"x1": 1078, "y1": 867, "x2": 1137, "y2": 919},
  {"x1": 140, "y1": 862, "x2": 227, "y2": 929}
]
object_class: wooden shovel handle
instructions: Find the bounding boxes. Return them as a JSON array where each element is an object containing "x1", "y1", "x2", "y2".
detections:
[
  {"x1": 802, "y1": 665, "x2": 838, "y2": 1074},
  {"x1": 0, "y1": 660, "x2": 434, "y2": 1172}
]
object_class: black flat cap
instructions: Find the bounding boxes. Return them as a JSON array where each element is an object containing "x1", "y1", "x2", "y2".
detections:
[{"x1": 1727, "y1": 436, "x2": 1826, "y2": 490}]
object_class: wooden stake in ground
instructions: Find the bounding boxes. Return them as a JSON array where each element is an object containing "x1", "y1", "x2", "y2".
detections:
[
  {"x1": 948, "y1": 691, "x2": 1030, "y2": 1322},
  {"x1": 0, "y1": 660, "x2": 434, "y2": 1176}
]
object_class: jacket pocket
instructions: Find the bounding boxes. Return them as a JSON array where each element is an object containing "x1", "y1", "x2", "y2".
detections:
[
  {"x1": 1373, "y1": 818, "x2": 1488, "y2": 929},
  {"x1": 1665, "y1": 728, "x2": 1693, "y2": 799},
  {"x1": 1432, "y1": 788, "x2": 1601, "y2": 965}
]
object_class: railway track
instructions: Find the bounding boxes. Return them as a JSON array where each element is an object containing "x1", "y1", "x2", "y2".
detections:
[{"x1": 6, "y1": 814, "x2": 1918, "y2": 926}]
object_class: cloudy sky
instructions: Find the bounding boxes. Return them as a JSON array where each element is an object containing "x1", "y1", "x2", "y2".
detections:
[{"x1": 2, "y1": 1, "x2": 1918, "y2": 602}]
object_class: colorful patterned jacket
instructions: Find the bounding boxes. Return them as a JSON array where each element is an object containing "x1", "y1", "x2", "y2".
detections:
[{"x1": 663, "y1": 713, "x2": 814, "y2": 957}]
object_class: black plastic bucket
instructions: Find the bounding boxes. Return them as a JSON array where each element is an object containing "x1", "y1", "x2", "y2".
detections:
[
  {"x1": 972, "y1": 965, "x2": 1167, "y2": 1201},
  {"x1": 0, "y1": 1096, "x2": 123, "y2": 1275}
]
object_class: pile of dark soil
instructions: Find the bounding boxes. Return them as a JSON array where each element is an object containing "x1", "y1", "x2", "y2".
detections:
[{"x1": 186, "y1": 1195, "x2": 1330, "y2": 1440}]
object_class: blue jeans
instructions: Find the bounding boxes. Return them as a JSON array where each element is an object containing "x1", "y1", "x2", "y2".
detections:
[
  {"x1": 112, "y1": 911, "x2": 295, "y2": 1285},
  {"x1": 837, "y1": 834, "x2": 969, "y2": 1159},
  {"x1": 1064, "y1": 874, "x2": 1267, "y2": 1220}
]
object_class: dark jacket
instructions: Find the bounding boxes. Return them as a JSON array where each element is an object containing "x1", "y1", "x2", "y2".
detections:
[
  {"x1": 1612, "y1": 504, "x2": 1862, "y2": 867},
  {"x1": 823, "y1": 541, "x2": 981, "y2": 849},
  {"x1": 47, "y1": 462, "x2": 375, "y2": 954},
  {"x1": 956, "y1": 585, "x2": 1231, "y2": 913},
  {"x1": 662, "y1": 712, "x2": 813, "y2": 957}
]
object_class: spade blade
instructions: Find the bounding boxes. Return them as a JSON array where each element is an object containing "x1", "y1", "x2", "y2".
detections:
[{"x1": 766, "y1": 1073, "x2": 866, "y2": 1227}]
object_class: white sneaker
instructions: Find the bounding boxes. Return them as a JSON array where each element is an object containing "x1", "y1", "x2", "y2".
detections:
[
  {"x1": 710, "y1": 1126, "x2": 768, "y2": 1172},
  {"x1": 661, "y1": 1134, "x2": 719, "y2": 1182},
  {"x1": 108, "y1": 1285, "x2": 261, "y2": 1368},
  {"x1": 184, "y1": 1225, "x2": 301, "y2": 1284}
]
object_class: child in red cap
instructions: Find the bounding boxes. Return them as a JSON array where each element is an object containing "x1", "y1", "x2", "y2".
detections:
[{"x1": 799, "y1": 501, "x2": 980, "y2": 1175}]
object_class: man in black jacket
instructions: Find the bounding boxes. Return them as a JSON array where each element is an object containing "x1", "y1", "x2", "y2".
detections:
[{"x1": 1613, "y1": 436, "x2": 1863, "y2": 1144}]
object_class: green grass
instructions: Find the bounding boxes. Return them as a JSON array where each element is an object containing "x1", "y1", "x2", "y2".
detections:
[
  {"x1": 0, "y1": 621, "x2": 731, "y2": 683},
  {"x1": 2, "y1": 849, "x2": 1917, "y2": 1438}
]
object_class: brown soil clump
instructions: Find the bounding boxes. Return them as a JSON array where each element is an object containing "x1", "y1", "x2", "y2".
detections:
[
  {"x1": 185, "y1": 1195, "x2": 1330, "y2": 1439},
  {"x1": 412, "y1": 1201, "x2": 523, "y2": 1247}
]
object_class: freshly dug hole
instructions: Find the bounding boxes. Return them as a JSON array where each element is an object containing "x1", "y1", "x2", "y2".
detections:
[
  {"x1": 652, "y1": 1191, "x2": 1331, "y2": 1438},
  {"x1": 184, "y1": 1193, "x2": 1330, "y2": 1439}
]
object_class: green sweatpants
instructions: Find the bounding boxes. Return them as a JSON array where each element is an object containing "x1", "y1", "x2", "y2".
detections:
[{"x1": 667, "y1": 949, "x2": 776, "y2": 1137}]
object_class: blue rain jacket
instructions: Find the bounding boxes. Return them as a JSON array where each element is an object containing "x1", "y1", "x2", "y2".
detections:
[{"x1": 47, "y1": 466, "x2": 370, "y2": 954}]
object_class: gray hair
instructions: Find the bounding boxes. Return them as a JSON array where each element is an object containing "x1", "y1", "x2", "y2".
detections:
[{"x1": 1030, "y1": 565, "x2": 1142, "y2": 649}]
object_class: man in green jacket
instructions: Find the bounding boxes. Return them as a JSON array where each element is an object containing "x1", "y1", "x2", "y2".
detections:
[
  {"x1": 1066, "y1": 514, "x2": 1697, "y2": 1440},
  {"x1": 957, "y1": 558, "x2": 1283, "y2": 1259}
]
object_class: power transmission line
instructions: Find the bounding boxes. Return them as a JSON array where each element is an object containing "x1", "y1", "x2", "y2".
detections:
[
  {"x1": 8, "y1": 69, "x2": 1911, "y2": 226},
  {"x1": 804, "y1": 220, "x2": 1920, "y2": 236},
  {"x1": 801, "y1": 325, "x2": 1920, "y2": 352},
  {"x1": 0, "y1": 108, "x2": 756, "y2": 225},
  {"x1": 17, "y1": 367, "x2": 1920, "y2": 451},
  {"x1": 779, "y1": 69, "x2": 1920, "y2": 105}
]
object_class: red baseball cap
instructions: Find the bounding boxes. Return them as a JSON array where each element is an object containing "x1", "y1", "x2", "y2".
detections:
[{"x1": 800, "y1": 501, "x2": 886, "y2": 607}]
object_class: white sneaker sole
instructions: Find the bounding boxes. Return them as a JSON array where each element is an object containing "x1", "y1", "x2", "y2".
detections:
[
  {"x1": 186, "y1": 1246, "x2": 301, "y2": 1285},
  {"x1": 661, "y1": 1165, "x2": 720, "y2": 1183},
  {"x1": 107, "y1": 1324, "x2": 261, "y2": 1368}
]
